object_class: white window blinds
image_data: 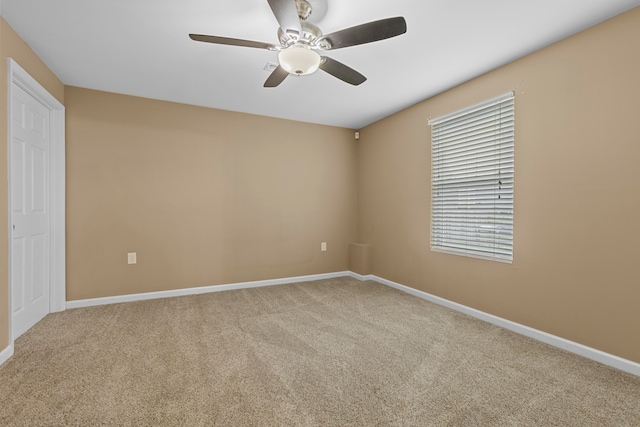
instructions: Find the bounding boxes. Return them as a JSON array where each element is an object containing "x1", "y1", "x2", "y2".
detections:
[{"x1": 429, "y1": 92, "x2": 514, "y2": 262}]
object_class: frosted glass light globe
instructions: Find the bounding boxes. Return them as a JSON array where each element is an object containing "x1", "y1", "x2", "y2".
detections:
[{"x1": 278, "y1": 46, "x2": 321, "y2": 76}]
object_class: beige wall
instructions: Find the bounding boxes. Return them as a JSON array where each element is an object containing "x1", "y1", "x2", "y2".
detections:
[
  {"x1": 65, "y1": 87, "x2": 357, "y2": 300},
  {"x1": 358, "y1": 7, "x2": 640, "y2": 363},
  {"x1": 0, "y1": 18, "x2": 64, "y2": 351}
]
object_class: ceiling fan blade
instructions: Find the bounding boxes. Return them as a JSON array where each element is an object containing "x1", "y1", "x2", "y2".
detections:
[
  {"x1": 321, "y1": 17, "x2": 407, "y2": 50},
  {"x1": 319, "y1": 57, "x2": 366, "y2": 86},
  {"x1": 189, "y1": 34, "x2": 277, "y2": 50},
  {"x1": 266, "y1": 0, "x2": 301, "y2": 36},
  {"x1": 264, "y1": 65, "x2": 289, "y2": 87}
]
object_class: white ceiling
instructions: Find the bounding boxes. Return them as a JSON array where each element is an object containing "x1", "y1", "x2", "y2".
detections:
[{"x1": 2, "y1": 0, "x2": 639, "y2": 129}]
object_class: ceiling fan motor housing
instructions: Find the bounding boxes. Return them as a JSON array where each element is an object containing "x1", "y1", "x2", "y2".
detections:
[{"x1": 278, "y1": 22, "x2": 331, "y2": 49}]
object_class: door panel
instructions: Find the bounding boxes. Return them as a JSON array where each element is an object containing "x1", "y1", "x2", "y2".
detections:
[
  {"x1": 11, "y1": 238, "x2": 25, "y2": 315},
  {"x1": 31, "y1": 234, "x2": 47, "y2": 301},
  {"x1": 31, "y1": 146, "x2": 47, "y2": 213},
  {"x1": 11, "y1": 140, "x2": 25, "y2": 214}
]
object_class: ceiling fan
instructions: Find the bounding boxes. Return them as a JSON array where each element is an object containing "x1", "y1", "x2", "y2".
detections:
[{"x1": 189, "y1": 0, "x2": 407, "y2": 87}]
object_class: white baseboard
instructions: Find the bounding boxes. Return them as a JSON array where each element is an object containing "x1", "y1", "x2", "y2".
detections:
[
  {"x1": 62, "y1": 269, "x2": 639, "y2": 377},
  {"x1": 0, "y1": 344, "x2": 14, "y2": 366},
  {"x1": 347, "y1": 271, "x2": 373, "y2": 281},
  {"x1": 371, "y1": 275, "x2": 640, "y2": 377},
  {"x1": 66, "y1": 271, "x2": 352, "y2": 309}
]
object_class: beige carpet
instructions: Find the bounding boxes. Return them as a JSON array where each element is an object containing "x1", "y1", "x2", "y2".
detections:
[{"x1": 1, "y1": 277, "x2": 639, "y2": 426}]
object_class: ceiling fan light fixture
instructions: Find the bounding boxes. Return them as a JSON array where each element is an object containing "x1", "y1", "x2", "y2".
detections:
[
  {"x1": 190, "y1": 0, "x2": 407, "y2": 87},
  {"x1": 278, "y1": 45, "x2": 321, "y2": 75}
]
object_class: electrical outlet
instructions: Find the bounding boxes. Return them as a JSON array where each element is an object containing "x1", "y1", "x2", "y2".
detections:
[
  {"x1": 321, "y1": 242, "x2": 327, "y2": 252},
  {"x1": 127, "y1": 252, "x2": 137, "y2": 264}
]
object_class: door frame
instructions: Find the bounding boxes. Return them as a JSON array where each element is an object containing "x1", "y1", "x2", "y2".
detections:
[{"x1": 7, "y1": 58, "x2": 65, "y2": 347}]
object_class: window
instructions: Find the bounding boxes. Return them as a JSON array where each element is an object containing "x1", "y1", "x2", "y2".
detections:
[{"x1": 429, "y1": 92, "x2": 514, "y2": 262}]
